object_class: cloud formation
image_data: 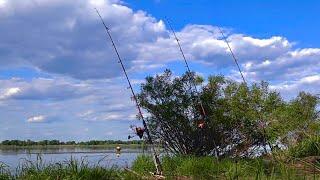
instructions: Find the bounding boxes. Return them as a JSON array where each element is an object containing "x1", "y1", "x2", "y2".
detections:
[
  {"x1": 0, "y1": 78, "x2": 90, "y2": 100},
  {"x1": 0, "y1": 0, "x2": 318, "y2": 87},
  {"x1": 0, "y1": 0, "x2": 166, "y2": 79},
  {"x1": 0, "y1": 0, "x2": 319, "y2": 140},
  {"x1": 27, "y1": 115, "x2": 46, "y2": 123},
  {"x1": 0, "y1": 87, "x2": 21, "y2": 100}
]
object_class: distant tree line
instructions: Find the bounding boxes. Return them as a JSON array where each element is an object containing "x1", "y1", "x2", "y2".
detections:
[{"x1": 0, "y1": 140, "x2": 142, "y2": 146}]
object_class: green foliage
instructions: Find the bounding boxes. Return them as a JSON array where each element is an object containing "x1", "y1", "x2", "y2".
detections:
[
  {"x1": 131, "y1": 155, "x2": 155, "y2": 175},
  {"x1": 269, "y1": 92, "x2": 320, "y2": 148},
  {"x1": 0, "y1": 140, "x2": 143, "y2": 146},
  {"x1": 289, "y1": 136, "x2": 320, "y2": 158},
  {"x1": 137, "y1": 69, "x2": 320, "y2": 157}
]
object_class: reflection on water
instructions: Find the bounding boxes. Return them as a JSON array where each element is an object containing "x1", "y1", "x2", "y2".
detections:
[{"x1": 0, "y1": 147, "x2": 148, "y2": 172}]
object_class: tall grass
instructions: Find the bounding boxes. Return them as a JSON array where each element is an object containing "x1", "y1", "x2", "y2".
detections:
[
  {"x1": 1, "y1": 153, "x2": 320, "y2": 179},
  {"x1": 130, "y1": 155, "x2": 320, "y2": 179},
  {"x1": 0, "y1": 162, "x2": 12, "y2": 180},
  {"x1": 289, "y1": 136, "x2": 320, "y2": 158},
  {"x1": 0, "y1": 155, "x2": 122, "y2": 180},
  {"x1": 130, "y1": 154, "x2": 156, "y2": 175}
]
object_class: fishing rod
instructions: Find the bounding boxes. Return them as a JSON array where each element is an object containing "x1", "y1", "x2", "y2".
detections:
[
  {"x1": 165, "y1": 18, "x2": 207, "y2": 121},
  {"x1": 217, "y1": 27, "x2": 274, "y2": 154},
  {"x1": 165, "y1": 19, "x2": 219, "y2": 157},
  {"x1": 217, "y1": 27, "x2": 247, "y2": 84},
  {"x1": 95, "y1": 8, "x2": 163, "y2": 175}
]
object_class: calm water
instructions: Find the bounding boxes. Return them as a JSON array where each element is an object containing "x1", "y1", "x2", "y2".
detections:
[{"x1": 0, "y1": 147, "x2": 147, "y2": 172}]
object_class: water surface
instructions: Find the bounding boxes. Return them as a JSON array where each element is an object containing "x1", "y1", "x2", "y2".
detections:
[{"x1": 0, "y1": 146, "x2": 147, "y2": 172}]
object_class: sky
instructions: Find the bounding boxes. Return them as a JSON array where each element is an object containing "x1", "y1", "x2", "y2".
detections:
[{"x1": 0, "y1": 0, "x2": 319, "y2": 141}]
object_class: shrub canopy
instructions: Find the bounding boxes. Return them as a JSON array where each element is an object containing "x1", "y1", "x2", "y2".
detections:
[{"x1": 137, "y1": 70, "x2": 319, "y2": 157}]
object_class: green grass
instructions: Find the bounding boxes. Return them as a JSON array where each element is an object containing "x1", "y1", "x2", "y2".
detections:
[
  {"x1": 0, "y1": 162, "x2": 12, "y2": 180},
  {"x1": 131, "y1": 155, "x2": 320, "y2": 179},
  {"x1": 15, "y1": 156, "x2": 122, "y2": 180},
  {"x1": 1, "y1": 154, "x2": 320, "y2": 179},
  {"x1": 289, "y1": 136, "x2": 320, "y2": 158}
]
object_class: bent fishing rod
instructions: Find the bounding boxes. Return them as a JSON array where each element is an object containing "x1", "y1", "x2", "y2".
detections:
[{"x1": 95, "y1": 9, "x2": 163, "y2": 175}]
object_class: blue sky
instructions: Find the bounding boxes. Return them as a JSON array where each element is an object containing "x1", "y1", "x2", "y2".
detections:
[
  {"x1": 0, "y1": 0, "x2": 319, "y2": 141},
  {"x1": 125, "y1": 0, "x2": 320, "y2": 47}
]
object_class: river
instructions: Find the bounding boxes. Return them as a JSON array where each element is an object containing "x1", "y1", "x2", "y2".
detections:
[{"x1": 0, "y1": 146, "x2": 147, "y2": 172}]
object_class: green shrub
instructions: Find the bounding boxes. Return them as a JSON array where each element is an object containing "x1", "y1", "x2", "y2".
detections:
[{"x1": 289, "y1": 136, "x2": 320, "y2": 158}]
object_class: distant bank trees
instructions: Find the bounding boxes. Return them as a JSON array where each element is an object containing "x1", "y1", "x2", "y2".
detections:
[
  {"x1": 0, "y1": 140, "x2": 142, "y2": 146},
  {"x1": 137, "y1": 69, "x2": 320, "y2": 157}
]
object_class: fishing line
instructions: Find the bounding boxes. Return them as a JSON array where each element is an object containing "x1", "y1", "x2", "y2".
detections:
[
  {"x1": 216, "y1": 26, "x2": 275, "y2": 154},
  {"x1": 217, "y1": 27, "x2": 247, "y2": 84},
  {"x1": 95, "y1": 8, "x2": 163, "y2": 175},
  {"x1": 165, "y1": 18, "x2": 207, "y2": 119},
  {"x1": 165, "y1": 18, "x2": 218, "y2": 157}
]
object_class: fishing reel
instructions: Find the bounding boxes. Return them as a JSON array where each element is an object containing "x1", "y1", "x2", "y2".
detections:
[
  {"x1": 194, "y1": 104, "x2": 208, "y2": 129},
  {"x1": 196, "y1": 114, "x2": 210, "y2": 129},
  {"x1": 197, "y1": 119, "x2": 205, "y2": 129},
  {"x1": 128, "y1": 125, "x2": 145, "y2": 139}
]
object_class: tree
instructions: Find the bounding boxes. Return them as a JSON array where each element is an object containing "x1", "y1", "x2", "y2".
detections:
[
  {"x1": 268, "y1": 92, "x2": 320, "y2": 148},
  {"x1": 137, "y1": 70, "x2": 290, "y2": 157}
]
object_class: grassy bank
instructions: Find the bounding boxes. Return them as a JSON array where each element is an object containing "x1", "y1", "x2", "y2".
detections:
[
  {"x1": 131, "y1": 155, "x2": 320, "y2": 179},
  {"x1": 1, "y1": 154, "x2": 320, "y2": 179}
]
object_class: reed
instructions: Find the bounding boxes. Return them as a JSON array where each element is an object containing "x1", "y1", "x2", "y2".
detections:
[{"x1": 1, "y1": 153, "x2": 320, "y2": 179}]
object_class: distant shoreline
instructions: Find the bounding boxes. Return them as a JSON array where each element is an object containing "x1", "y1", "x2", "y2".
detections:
[{"x1": 0, "y1": 144, "x2": 145, "y2": 149}]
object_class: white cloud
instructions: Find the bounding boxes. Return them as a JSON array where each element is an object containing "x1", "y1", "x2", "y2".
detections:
[
  {"x1": 0, "y1": 0, "x2": 6, "y2": 8},
  {"x1": 0, "y1": 0, "x2": 167, "y2": 79},
  {"x1": 0, "y1": 0, "x2": 317, "y2": 87},
  {"x1": 270, "y1": 74, "x2": 320, "y2": 99},
  {"x1": 78, "y1": 110, "x2": 94, "y2": 118},
  {"x1": 0, "y1": 0, "x2": 296, "y2": 80},
  {"x1": 0, "y1": 0, "x2": 319, "y2": 140},
  {"x1": 300, "y1": 75, "x2": 320, "y2": 83},
  {"x1": 0, "y1": 77, "x2": 100, "y2": 101},
  {"x1": 103, "y1": 113, "x2": 122, "y2": 121},
  {"x1": 243, "y1": 48, "x2": 320, "y2": 82},
  {"x1": 27, "y1": 115, "x2": 46, "y2": 123},
  {"x1": 0, "y1": 87, "x2": 21, "y2": 100}
]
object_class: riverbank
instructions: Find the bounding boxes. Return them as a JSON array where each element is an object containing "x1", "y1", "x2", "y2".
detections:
[
  {"x1": 0, "y1": 144, "x2": 143, "y2": 150},
  {"x1": 1, "y1": 154, "x2": 320, "y2": 179}
]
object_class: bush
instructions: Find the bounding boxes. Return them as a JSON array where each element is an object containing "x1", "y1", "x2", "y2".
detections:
[{"x1": 289, "y1": 136, "x2": 320, "y2": 158}]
